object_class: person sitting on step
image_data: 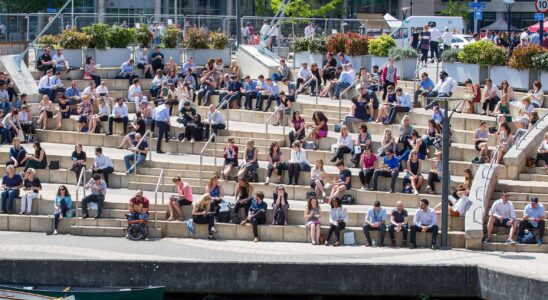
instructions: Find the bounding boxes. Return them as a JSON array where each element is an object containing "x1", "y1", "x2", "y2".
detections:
[
  {"x1": 52, "y1": 185, "x2": 72, "y2": 235},
  {"x1": 236, "y1": 140, "x2": 259, "y2": 180},
  {"x1": 518, "y1": 197, "x2": 545, "y2": 245},
  {"x1": 325, "y1": 197, "x2": 347, "y2": 247},
  {"x1": 325, "y1": 161, "x2": 351, "y2": 204},
  {"x1": 81, "y1": 174, "x2": 107, "y2": 219},
  {"x1": 233, "y1": 178, "x2": 254, "y2": 221},
  {"x1": 484, "y1": 192, "x2": 517, "y2": 244},
  {"x1": 363, "y1": 200, "x2": 387, "y2": 247},
  {"x1": 191, "y1": 194, "x2": 217, "y2": 240},
  {"x1": 240, "y1": 191, "x2": 267, "y2": 243},
  {"x1": 128, "y1": 190, "x2": 149, "y2": 221},
  {"x1": 167, "y1": 176, "x2": 193, "y2": 221},
  {"x1": 410, "y1": 199, "x2": 438, "y2": 250}
]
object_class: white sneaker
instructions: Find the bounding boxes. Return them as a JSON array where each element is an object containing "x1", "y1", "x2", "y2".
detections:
[
  {"x1": 53, "y1": 230, "x2": 58, "y2": 235},
  {"x1": 505, "y1": 238, "x2": 516, "y2": 245},
  {"x1": 414, "y1": 190, "x2": 419, "y2": 195},
  {"x1": 181, "y1": 138, "x2": 188, "y2": 142},
  {"x1": 190, "y1": 138, "x2": 195, "y2": 143}
]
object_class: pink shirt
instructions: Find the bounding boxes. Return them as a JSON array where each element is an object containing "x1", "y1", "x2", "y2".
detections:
[
  {"x1": 178, "y1": 182, "x2": 193, "y2": 202},
  {"x1": 362, "y1": 153, "x2": 377, "y2": 169}
]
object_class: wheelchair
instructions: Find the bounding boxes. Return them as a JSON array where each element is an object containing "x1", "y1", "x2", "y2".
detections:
[{"x1": 125, "y1": 214, "x2": 149, "y2": 240}]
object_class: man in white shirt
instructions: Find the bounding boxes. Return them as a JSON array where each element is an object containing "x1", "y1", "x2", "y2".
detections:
[
  {"x1": 106, "y1": 97, "x2": 129, "y2": 135},
  {"x1": 204, "y1": 104, "x2": 226, "y2": 142},
  {"x1": 259, "y1": 20, "x2": 270, "y2": 37},
  {"x1": 427, "y1": 71, "x2": 456, "y2": 106},
  {"x1": 304, "y1": 22, "x2": 315, "y2": 38},
  {"x1": 428, "y1": 23, "x2": 441, "y2": 62},
  {"x1": 268, "y1": 24, "x2": 280, "y2": 50},
  {"x1": 410, "y1": 199, "x2": 438, "y2": 249},
  {"x1": 481, "y1": 78, "x2": 500, "y2": 115},
  {"x1": 296, "y1": 63, "x2": 314, "y2": 94},
  {"x1": 48, "y1": 71, "x2": 66, "y2": 102},
  {"x1": 485, "y1": 192, "x2": 517, "y2": 244},
  {"x1": 441, "y1": 27, "x2": 453, "y2": 51},
  {"x1": 38, "y1": 69, "x2": 53, "y2": 100},
  {"x1": 91, "y1": 147, "x2": 114, "y2": 187},
  {"x1": 128, "y1": 78, "x2": 146, "y2": 108},
  {"x1": 52, "y1": 49, "x2": 70, "y2": 79}
]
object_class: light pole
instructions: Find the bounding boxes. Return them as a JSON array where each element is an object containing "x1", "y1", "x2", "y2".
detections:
[
  {"x1": 426, "y1": 97, "x2": 464, "y2": 250},
  {"x1": 503, "y1": 0, "x2": 515, "y2": 34}
]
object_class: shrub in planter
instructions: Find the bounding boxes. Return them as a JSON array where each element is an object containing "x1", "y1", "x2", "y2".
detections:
[
  {"x1": 388, "y1": 47, "x2": 418, "y2": 60},
  {"x1": 531, "y1": 52, "x2": 548, "y2": 71},
  {"x1": 368, "y1": 35, "x2": 396, "y2": 57},
  {"x1": 457, "y1": 40, "x2": 506, "y2": 66},
  {"x1": 82, "y1": 23, "x2": 110, "y2": 49},
  {"x1": 209, "y1": 32, "x2": 229, "y2": 49},
  {"x1": 326, "y1": 33, "x2": 347, "y2": 54},
  {"x1": 59, "y1": 29, "x2": 91, "y2": 49},
  {"x1": 309, "y1": 37, "x2": 327, "y2": 54},
  {"x1": 107, "y1": 26, "x2": 136, "y2": 48},
  {"x1": 37, "y1": 34, "x2": 60, "y2": 48},
  {"x1": 345, "y1": 33, "x2": 369, "y2": 56},
  {"x1": 292, "y1": 37, "x2": 310, "y2": 52},
  {"x1": 508, "y1": 45, "x2": 545, "y2": 71},
  {"x1": 183, "y1": 27, "x2": 208, "y2": 49},
  {"x1": 162, "y1": 26, "x2": 181, "y2": 48},
  {"x1": 135, "y1": 25, "x2": 153, "y2": 48},
  {"x1": 440, "y1": 49, "x2": 460, "y2": 63}
]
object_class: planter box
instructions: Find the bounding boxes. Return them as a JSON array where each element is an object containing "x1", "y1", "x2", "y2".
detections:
[
  {"x1": 349, "y1": 55, "x2": 371, "y2": 71},
  {"x1": 183, "y1": 48, "x2": 231, "y2": 67},
  {"x1": 160, "y1": 48, "x2": 182, "y2": 65},
  {"x1": 489, "y1": 66, "x2": 537, "y2": 91},
  {"x1": 541, "y1": 72, "x2": 548, "y2": 93},
  {"x1": 40, "y1": 48, "x2": 84, "y2": 68},
  {"x1": 294, "y1": 51, "x2": 323, "y2": 68},
  {"x1": 443, "y1": 62, "x2": 488, "y2": 85},
  {"x1": 88, "y1": 48, "x2": 133, "y2": 68},
  {"x1": 370, "y1": 56, "x2": 418, "y2": 80}
]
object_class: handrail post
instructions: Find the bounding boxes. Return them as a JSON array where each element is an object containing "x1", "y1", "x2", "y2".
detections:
[
  {"x1": 315, "y1": 78, "x2": 319, "y2": 105},
  {"x1": 226, "y1": 101, "x2": 230, "y2": 130},
  {"x1": 75, "y1": 167, "x2": 85, "y2": 227}
]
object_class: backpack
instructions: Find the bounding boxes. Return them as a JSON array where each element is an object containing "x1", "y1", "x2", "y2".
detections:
[
  {"x1": 245, "y1": 169, "x2": 258, "y2": 183},
  {"x1": 518, "y1": 230, "x2": 536, "y2": 244},
  {"x1": 231, "y1": 213, "x2": 241, "y2": 224},
  {"x1": 218, "y1": 201, "x2": 232, "y2": 223},
  {"x1": 471, "y1": 156, "x2": 484, "y2": 164},
  {"x1": 340, "y1": 194, "x2": 354, "y2": 205},
  {"x1": 273, "y1": 206, "x2": 286, "y2": 225}
]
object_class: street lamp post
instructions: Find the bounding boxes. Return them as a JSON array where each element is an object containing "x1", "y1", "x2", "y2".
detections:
[
  {"x1": 426, "y1": 97, "x2": 464, "y2": 250},
  {"x1": 503, "y1": 0, "x2": 515, "y2": 34}
]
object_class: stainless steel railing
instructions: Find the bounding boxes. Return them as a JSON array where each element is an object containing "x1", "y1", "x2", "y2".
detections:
[
  {"x1": 74, "y1": 166, "x2": 86, "y2": 227},
  {"x1": 199, "y1": 133, "x2": 218, "y2": 183},
  {"x1": 153, "y1": 168, "x2": 165, "y2": 229}
]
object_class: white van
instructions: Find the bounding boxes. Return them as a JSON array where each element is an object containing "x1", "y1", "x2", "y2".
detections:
[{"x1": 390, "y1": 16, "x2": 465, "y2": 48}]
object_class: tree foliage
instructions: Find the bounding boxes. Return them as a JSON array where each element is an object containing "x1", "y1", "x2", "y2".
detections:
[
  {"x1": 438, "y1": 0, "x2": 469, "y2": 25},
  {"x1": 270, "y1": 0, "x2": 343, "y2": 18}
]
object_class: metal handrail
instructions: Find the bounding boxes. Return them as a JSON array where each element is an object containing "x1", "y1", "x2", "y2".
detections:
[
  {"x1": 74, "y1": 166, "x2": 86, "y2": 227},
  {"x1": 515, "y1": 112, "x2": 548, "y2": 150},
  {"x1": 199, "y1": 133, "x2": 217, "y2": 183},
  {"x1": 338, "y1": 78, "x2": 360, "y2": 122},
  {"x1": 412, "y1": 61, "x2": 427, "y2": 104},
  {"x1": 153, "y1": 169, "x2": 165, "y2": 229},
  {"x1": 265, "y1": 104, "x2": 284, "y2": 152},
  {"x1": 210, "y1": 99, "x2": 230, "y2": 131},
  {"x1": 132, "y1": 130, "x2": 152, "y2": 180},
  {"x1": 296, "y1": 76, "x2": 315, "y2": 94},
  {"x1": 476, "y1": 146, "x2": 501, "y2": 205}
]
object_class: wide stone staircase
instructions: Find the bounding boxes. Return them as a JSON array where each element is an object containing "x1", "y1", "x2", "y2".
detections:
[{"x1": 0, "y1": 66, "x2": 544, "y2": 250}]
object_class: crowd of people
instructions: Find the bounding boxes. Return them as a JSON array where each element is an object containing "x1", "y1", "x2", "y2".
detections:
[{"x1": 0, "y1": 23, "x2": 545, "y2": 246}]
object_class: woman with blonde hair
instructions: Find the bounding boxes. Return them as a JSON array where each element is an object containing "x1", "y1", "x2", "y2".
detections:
[
  {"x1": 206, "y1": 175, "x2": 224, "y2": 218},
  {"x1": 192, "y1": 194, "x2": 217, "y2": 240},
  {"x1": 37, "y1": 95, "x2": 54, "y2": 130},
  {"x1": 20, "y1": 168, "x2": 41, "y2": 215}
]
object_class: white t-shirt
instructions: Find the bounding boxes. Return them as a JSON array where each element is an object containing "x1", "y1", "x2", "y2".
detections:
[
  {"x1": 429, "y1": 27, "x2": 441, "y2": 41},
  {"x1": 489, "y1": 199, "x2": 516, "y2": 219},
  {"x1": 96, "y1": 85, "x2": 109, "y2": 96},
  {"x1": 485, "y1": 84, "x2": 499, "y2": 98},
  {"x1": 452, "y1": 196, "x2": 470, "y2": 216},
  {"x1": 442, "y1": 31, "x2": 453, "y2": 46}
]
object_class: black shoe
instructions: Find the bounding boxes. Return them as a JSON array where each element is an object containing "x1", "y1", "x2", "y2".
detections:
[
  {"x1": 263, "y1": 108, "x2": 269, "y2": 112},
  {"x1": 254, "y1": 108, "x2": 261, "y2": 111},
  {"x1": 389, "y1": 189, "x2": 395, "y2": 193},
  {"x1": 94, "y1": 215, "x2": 101, "y2": 220},
  {"x1": 105, "y1": 133, "x2": 113, "y2": 136},
  {"x1": 82, "y1": 214, "x2": 89, "y2": 219},
  {"x1": 368, "y1": 187, "x2": 377, "y2": 191},
  {"x1": 330, "y1": 157, "x2": 337, "y2": 163},
  {"x1": 157, "y1": 150, "x2": 165, "y2": 154},
  {"x1": 431, "y1": 244, "x2": 436, "y2": 250},
  {"x1": 410, "y1": 243, "x2": 417, "y2": 249},
  {"x1": 208, "y1": 235, "x2": 216, "y2": 240}
]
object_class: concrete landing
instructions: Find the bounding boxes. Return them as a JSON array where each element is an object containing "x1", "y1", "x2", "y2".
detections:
[
  {"x1": 237, "y1": 45, "x2": 280, "y2": 79},
  {"x1": 0, "y1": 55, "x2": 38, "y2": 96},
  {"x1": 0, "y1": 232, "x2": 546, "y2": 300}
]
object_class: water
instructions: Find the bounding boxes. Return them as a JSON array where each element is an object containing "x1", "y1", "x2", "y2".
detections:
[{"x1": 164, "y1": 294, "x2": 483, "y2": 300}]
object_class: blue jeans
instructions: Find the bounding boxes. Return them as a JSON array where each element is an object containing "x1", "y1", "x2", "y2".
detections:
[
  {"x1": 0, "y1": 101, "x2": 12, "y2": 115},
  {"x1": 124, "y1": 153, "x2": 146, "y2": 173},
  {"x1": 363, "y1": 223, "x2": 387, "y2": 245},
  {"x1": 271, "y1": 73, "x2": 284, "y2": 81},
  {"x1": 1, "y1": 189, "x2": 19, "y2": 212},
  {"x1": 128, "y1": 212, "x2": 149, "y2": 221},
  {"x1": 334, "y1": 82, "x2": 351, "y2": 98}
]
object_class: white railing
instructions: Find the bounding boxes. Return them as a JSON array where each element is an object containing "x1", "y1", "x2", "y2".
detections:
[
  {"x1": 132, "y1": 130, "x2": 152, "y2": 180},
  {"x1": 74, "y1": 166, "x2": 86, "y2": 227},
  {"x1": 153, "y1": 169, "x2": 165, "y2": 229},
  {"x1": 199, "y1": 133, "x2": 217, "y2": 183}
]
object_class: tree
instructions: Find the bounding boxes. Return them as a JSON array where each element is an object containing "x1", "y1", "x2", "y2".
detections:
[
  {"x1": 439, "y1": 0, "x2": 470, "y2": 26},
  {"x1": 270, "y1": 0, "x2": 343, "y2": 18}
]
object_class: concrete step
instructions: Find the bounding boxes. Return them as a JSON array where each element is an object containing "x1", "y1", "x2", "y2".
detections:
[
  {"x1": 483, "y1": 242, "x2": 548, "y2": 253},
  {"x1": 496, "y1": 179, "x2": 548, "y2": 194},
  {"x1": 523, "y1": 167, "x2": 548, "y2": 175},
  {"x1": 69, "y1": 225, "x2": 162, "y2": 238},
  {"x1": 518, "y1": 173, "x2": 548, "y2": 182},
  {"x1": 492, "y1": 192, "x2": 548, "y2": 202}
]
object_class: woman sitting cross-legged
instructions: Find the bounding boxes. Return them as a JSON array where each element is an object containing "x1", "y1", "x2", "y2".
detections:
[
  {"x1": 325, "y1": 197, "x2": 348, "y2": 247},
  {"x1": 287, "y1": 141, "x2": 311, "y2": 186},
  {"x1": 236, "y1": 140, "x2": 259, "y2": 180},
  {"x1": 5, "y1": 137, "x2": 26, "y2": 168},
  {"x1": 330, "y1": 125, "x2": 352, "y2": 163},
  {"x1": 24, "y1": 141, "x2": 47, "y2": 172},
  {"x1": 305, "y1": 194, "x2": 322, "y2": 245},
  {"x1": 310, "y1": 159, "x2": 326, "y2": 199},
  {"x1": 221, "y1": 137, "x2": 238, "y2": 180},
  {"x1": 191, "y1": 194, "x2": 217, "y2": 240},
  {"x1": 240, "y1": 191, "x2": 267, "y2": 243},
  {"x1": 167, "y1": 176, "x2": 193, "y2": 221},
  {"x1": 52, "y1": 185, "x2": 72, "y2": 235}
]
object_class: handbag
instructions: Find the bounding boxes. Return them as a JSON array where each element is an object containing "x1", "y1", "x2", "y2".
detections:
[
  {"x1": 49, "y1": 160, "x2": 60, "y2": 170},
  {"x1": 353, "y1": 145, "x2": 362, "y2": 154},
  {"x1": 343, "y1": 230, "x2": 355, "y2": 245}
]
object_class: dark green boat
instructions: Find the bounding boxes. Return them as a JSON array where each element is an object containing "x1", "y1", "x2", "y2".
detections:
[{"x1": 0, "y1": 284, "x2": 164, "y2": 300}]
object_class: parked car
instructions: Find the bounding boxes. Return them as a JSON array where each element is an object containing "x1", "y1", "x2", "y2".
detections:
[{"x1": 450, "y1": 34, "x2": 474, "y2": 49}]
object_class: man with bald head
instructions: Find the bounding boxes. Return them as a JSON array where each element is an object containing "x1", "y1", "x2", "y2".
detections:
[
  {"x1": 128, "y1": 190, "x2": 149, "y2": 221},
  {"x1": 389, "y1": 200, "x2": 409, "y2": 247}
]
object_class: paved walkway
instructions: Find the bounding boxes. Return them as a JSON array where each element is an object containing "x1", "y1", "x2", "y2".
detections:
[{"x1": 1, "y1": 232, "x2": 547, "y2": 281}]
